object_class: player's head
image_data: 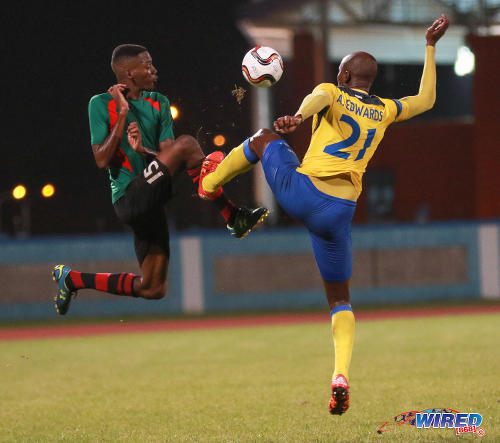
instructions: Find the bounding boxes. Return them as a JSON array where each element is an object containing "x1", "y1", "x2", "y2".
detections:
[
  {"x1": 337, "y1": 51, "x2": 378, "y2": 91},
  {"x1": 111, "y1": 44, "x2": 158, "y2": 90}
]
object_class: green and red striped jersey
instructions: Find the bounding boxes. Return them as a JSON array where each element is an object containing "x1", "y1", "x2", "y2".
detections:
[{"x1": 88, "y1": 91, "x2": 174, "y2": 203}]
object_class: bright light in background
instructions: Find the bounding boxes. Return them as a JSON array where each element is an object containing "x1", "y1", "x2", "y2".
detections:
[
  {"x1": 170, "y1": 105, "x2": 179, "y2": 120},
  {"x1": 12, "y1": 185, "x2": 27, "y2": 200},
  {"x1": 454, "y1": 46, "x2": 475, "y2": 76},
  {"x1": 42, "y1": 184, "x2": 55, "y2": 198},
  {"x1": 213, "y1": 134, "x2": 226, "y2": 147}
]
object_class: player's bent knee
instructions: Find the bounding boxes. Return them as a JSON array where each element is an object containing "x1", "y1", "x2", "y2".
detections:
[
  {"x1": 147, "y1": 288, "x2": 166, "y2": 300},
  {"x1": 249, "y1": 128, "x2": 281, "y2": 157},
  {"x1": 140, "y1": 283, "x2": 167, "y2": 300},
  {"x1": 252, "y1": 128, "x2": 280, "y2": 144},
  {"x1": 175, "y1": 134, "x2": 198, "y2": 151}
]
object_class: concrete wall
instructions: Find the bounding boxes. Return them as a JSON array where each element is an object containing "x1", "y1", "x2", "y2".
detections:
[{"x1": 0, "y1": 222, "x2": 498, "y2": 321}]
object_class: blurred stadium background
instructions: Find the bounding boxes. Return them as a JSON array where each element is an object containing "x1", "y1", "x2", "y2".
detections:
[
  {"x1": 1, "y1": 0, "x2": 499, "y2": 319},
  {"x1": 2, "y1": 1, "x2": 500, "y2": 441}
]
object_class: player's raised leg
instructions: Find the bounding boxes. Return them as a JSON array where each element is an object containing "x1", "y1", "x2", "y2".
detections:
[
  {"x1": 200, "y1": 128, "x2": 280, "y2": 195},
  {"x1": 199, "y1": 130, "x2": 277, "y2": 237},
  {"x1": 158, "y1": 134, "x2": 268, "y2": 237},
  {"x1": 155, "y1": 135, "x2": 234, "y2": 225}
]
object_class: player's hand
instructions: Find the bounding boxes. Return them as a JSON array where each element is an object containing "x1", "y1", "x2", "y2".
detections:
[
  {"x1": 426, "y1": 14, "x2": 449, "y2": 46},
  {"x1": 108, "y1": 84, "x2": 129, "y2": 114},
  {"x1": 127, "y1": 122, "x2": 144, "y2": 153},
  {"x1": 274, "y1": 115, "x2": 303, "y2": 134}
]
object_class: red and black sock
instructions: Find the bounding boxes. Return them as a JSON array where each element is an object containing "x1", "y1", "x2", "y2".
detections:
[
  {"x1": 66, "y1": 271, "x2": 138, "y2": 296},
  {"x1": 187, "y1": 165, "x2": 202, "y2": 184},
  {"x1": 213, "y1": 194, "x2": 237, "y2": 224},
  {"x1": 187, "y1": 164, "x2": 237, "y2": 224}
]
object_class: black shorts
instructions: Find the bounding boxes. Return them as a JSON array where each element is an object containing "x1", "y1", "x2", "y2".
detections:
[{"x1": 113, "y1": 160, "x2": 172, "y2": 265}]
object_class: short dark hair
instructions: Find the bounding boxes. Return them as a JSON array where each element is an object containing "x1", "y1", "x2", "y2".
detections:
[{"x1": 111, "y1": 44, "x2": 148, "y2": 64}]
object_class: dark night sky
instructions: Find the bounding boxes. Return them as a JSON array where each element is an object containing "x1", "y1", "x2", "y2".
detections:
[
  {"x1": 2, "y1": 0, "x2": 254, "y2": 235},
  {"x1": 2, "y1": 1, "x2": 473, "y2": 236}
]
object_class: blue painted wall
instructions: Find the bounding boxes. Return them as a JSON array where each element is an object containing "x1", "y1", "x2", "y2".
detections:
[{"x1": 0, "y1": 221, "x2": 498, "y2": 321}]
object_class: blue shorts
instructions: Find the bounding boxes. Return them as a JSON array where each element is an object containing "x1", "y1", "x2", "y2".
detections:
[{"x1": 262, "y1": 139, "x2": 356, "y2": 282}]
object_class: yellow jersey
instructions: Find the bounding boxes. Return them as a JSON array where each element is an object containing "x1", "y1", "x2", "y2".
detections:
[{"x1": 296, "y1": 83, "x2": 409, "y2": 199}]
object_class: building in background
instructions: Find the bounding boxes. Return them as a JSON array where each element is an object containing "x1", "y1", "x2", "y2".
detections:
[{"x1": 237, "y1": 0, "x2": 500, "y2": 223}]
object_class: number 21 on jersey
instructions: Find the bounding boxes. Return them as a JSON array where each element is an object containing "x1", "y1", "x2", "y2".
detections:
[{"x1": 324, "y1": 114, "x2": 376, "y2": 161}]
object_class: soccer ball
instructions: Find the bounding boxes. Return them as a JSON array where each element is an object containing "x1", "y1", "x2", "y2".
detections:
[{"x1": 241, "y1": 46, "x2": 284, "y2": 88}]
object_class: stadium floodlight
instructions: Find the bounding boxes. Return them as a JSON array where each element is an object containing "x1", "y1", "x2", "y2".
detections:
[
  {"x1": 213, "y1": 134, "x2": 226, "y2": 147},
  {"x1": 41, "y1": 184, "x2": 55, "y2": 198},
  {"x1": 12, "y1": 185, "x2": 27, "y2": 200},
  {"x1": 170, "y1": 105, "x2": 179, "y2": 120},
  {"x1": 454, "y1": 46, "x2": 475, "y2": 76}
]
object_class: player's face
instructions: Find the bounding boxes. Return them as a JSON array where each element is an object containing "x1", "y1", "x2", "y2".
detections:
[{"x1": 129, "y1": 52, "x2": 158, "y2": 90}]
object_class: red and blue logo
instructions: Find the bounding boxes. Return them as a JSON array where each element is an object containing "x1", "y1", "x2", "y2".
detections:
[{"x1": 377, "y1": 408, "x2": 485, "y2": 436}]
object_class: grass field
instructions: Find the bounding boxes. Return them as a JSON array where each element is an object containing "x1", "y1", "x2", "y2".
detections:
[{"x1": 1, "y1": 313, "x2": 498, "y2": 442}]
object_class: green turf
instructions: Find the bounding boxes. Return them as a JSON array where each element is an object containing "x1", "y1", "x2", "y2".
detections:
[{"x1": 1, "y1": 314, "x2": 498, "y2": 442}]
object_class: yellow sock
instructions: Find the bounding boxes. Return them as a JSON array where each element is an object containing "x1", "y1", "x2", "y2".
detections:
[
  {"x1": 202, "y1": 141, "x2": 257, "y2": 193},
  {"x1": 331, "y1": 305, "x2": 355, "y2": 382}
]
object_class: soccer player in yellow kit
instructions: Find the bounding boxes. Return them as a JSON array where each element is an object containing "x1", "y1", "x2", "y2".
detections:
[{"x1": 199, "y1": 15, "x2": 449, "y2": 414}]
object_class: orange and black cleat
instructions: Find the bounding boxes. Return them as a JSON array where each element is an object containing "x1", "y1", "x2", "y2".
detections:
[
  {"x1": 329, "y1": 374, "x2": 350, "y2": 415},
  {"x1": 198, "y1": 151, "x2": 225, "y2": 201}
]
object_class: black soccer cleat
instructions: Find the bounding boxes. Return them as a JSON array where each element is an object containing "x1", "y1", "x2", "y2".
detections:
[
  {"x1": 52, "y1": 264, "x2": 76, "y2": 315},
  {"x1": 227, "y1": 207, "x2": 269, "y2": 239}
]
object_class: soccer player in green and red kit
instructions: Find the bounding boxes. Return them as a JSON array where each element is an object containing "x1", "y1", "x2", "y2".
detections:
[{"x1": 52, "y1": 44, "x2": 268, "y2": 315}]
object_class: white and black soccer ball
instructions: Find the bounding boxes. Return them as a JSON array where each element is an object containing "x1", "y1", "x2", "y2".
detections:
[{"x1": 241, "y1": 46, "x2": 284, "y2": 88}]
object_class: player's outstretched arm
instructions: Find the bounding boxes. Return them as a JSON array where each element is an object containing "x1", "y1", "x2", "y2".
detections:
[
  {"x1": 426, "y1": 13, "x2": 449, "y2": 47},
  {"x1": 274, "y1": 88, "x2": 331, "y2": 134},
  {"x1": 398, "y1": 14, "x2": 450, "y2": 120}
]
